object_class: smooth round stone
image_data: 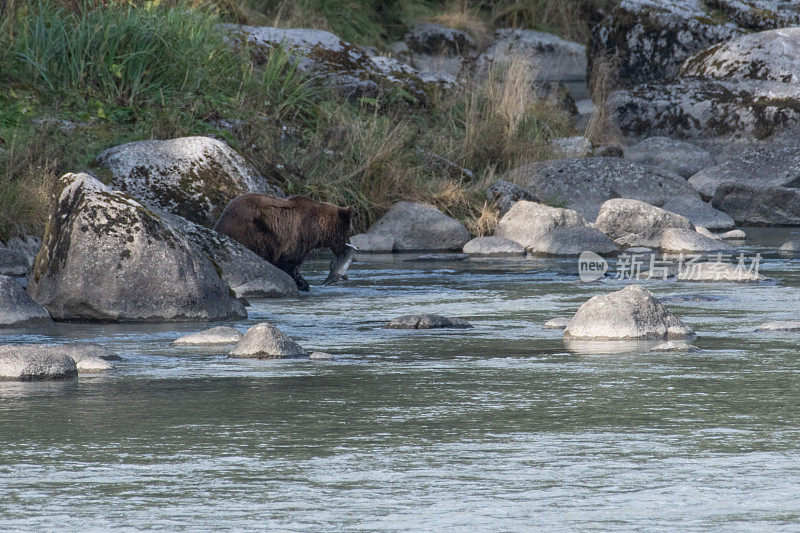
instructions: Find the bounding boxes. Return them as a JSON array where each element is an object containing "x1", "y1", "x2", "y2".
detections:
[
  {"x1": 543, "y1": 317, "x2": 571, "y2": 330},
  {"x1": 57, "y1": 342, "x2": 121, "y2": 362},
  {"x1": 0, "y1": 345, "x2": 77, "y2": 381},
  {"x1": 718, "y1": 229, "x2": 746, "y2": 240},
  {"x1": 756, "y1": 321, "x2": 800, "y2": 332},
  {"x1": 463, "y1": 237, "x2": 526, "y2": 257},
  {"x1": 75, "y1": 357, "x2": 114, "y2": 373},
  {"x1": 309, "y1": 352, "x2": 335, "y2": 360},
  {"x1": 779, "y1": 241, "x2": 800, "y2": 253},
  {"x1": 174, "y1": 326, "x2": 243, "y2": 346},
  {"x1": 386, "y1": 314, "x2": 473, "y2": 329},
  {"x1": 229, "y1": 323, "x2": 306, "y2": 359},
  {"x1": 651, "y1": 341, "x2": 700, "y2": 353}
]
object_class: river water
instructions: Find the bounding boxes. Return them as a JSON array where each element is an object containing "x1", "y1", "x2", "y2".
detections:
[{"x1": 2, "y1": 228, "x2": 800, "y2": 531}]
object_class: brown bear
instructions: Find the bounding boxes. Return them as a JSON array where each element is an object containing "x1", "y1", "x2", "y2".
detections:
[{"x1": 214, "y1": 194, "x2": 354, "y2": 291}]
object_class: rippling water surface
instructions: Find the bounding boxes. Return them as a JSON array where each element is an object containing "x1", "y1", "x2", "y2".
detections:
[{"x1": 3, "y1": 228, "x2": 800, "y2": 531}]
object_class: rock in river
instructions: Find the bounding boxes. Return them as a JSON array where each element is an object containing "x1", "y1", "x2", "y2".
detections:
[
  {"x1": 594, "y1": 199, "x2": 694, "y2": 249},
  {"x1": 229, "y1": 322, "x2": 306, "y2": 359},
  {"x1": 756, "y1": 321, "x2": 800, "y2": 332},
  {"x1": 659, "y1": 228, "x2": 735, "y2": 254},
  {"x1": 711, "y1": 185, "x2": 800, "y2": 226},
  {"x1": 495, "y1": 201, "x2": 618, "y2": 256},
  {"x1": 28, "y1": 173, "x2": 246, "y2": 322},
  {"x1": 0, "y1": 345, "x2": 77, "y2": 381},
  {"x1": 507, "y1": 158, "x2": 699, "y2": 221},
  {"x1": 564, "y1": 285, "x2": 694, "y2": 340},
  {"x1": 386, "y1": 314, "x2": 473, "y2": 329},
  {"x1": 95, "y1": 136, "x2": 283, "y2": 227},
  {"x1": 174, "y1": 326, "x2": 243, "y2": 346},
  {"x1": 0, "y1": 275, "x2": 51, "y2": 327},
  {"x1": 367, "y1": 201, "x2": 471, "y2": 252},
  {"x1": 463, "y1": 237, "x2": 526, "y2": 257}
]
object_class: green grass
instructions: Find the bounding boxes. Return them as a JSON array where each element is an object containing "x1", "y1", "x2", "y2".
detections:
[{"x1": 0, "y1": 0, "x2": 585, "y2": 241}]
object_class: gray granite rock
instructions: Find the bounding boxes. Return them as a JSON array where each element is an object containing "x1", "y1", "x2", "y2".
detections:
[
  {"x1": 386, "y1": 314, "x2": 473, "y2": 329},
  {"x1": 0, "y1": 276, "x2": 51, "y2": 327},
  {"x1": 624, "y1": 137, "x2": 715, "y2": 178},
  {"x1": 229, "y1": 322, "x2": 306, "y2": 359},
  {"x1": 564, "y1": 285, "x2": 694, "y2": 340},
  {"x1": 367, "y1": 201, "x2": 471, "y2": 252},
  {"x1": 174, "y1": 326, "x2": 243, "y2": 346}
]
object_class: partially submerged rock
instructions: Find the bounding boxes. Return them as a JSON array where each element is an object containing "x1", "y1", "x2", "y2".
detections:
[
  {"x1": 543, "y1": 317, "x2": 571, "y2": 330},
  {"x1": 0, "y1": 345, "x2": 77, "y2": 381},
  {"x1": 229, "y1": 322, "x2": 306, "y2": 359},
  {"x1": 28, "y1": 173, "x2": 246, "y2": 322},
  {"x1": 174, "y1": 326, "x2": 243, "y2": 346},
  {"x1": 594, "y1": 199, "x2": 694, "y2": 248},
  {"x1": 660, "y1": 228, "x2": 735, "y2": 253},
  {"x1": 367, "y1": 201, "x2": 471, "y2": 252},
  {"x1": 386, "y1": 314, "x2": 473, "y2": 329},
  {"x1": 564, "y1": 285, "x2": 694, "y2": 340},
  {"x1": 677, "y1": 262, "x2": 767, "y2": 282},
  {"x1": 651, "y1": 340, "x2": 700, "y2": 353},
  {"x1": 95, "y1": 136, "x2": 281, "y2": 227},
  {"x1": 507, "y1": 158, "x2": 699, "y2": 221},
  {"x1": 624, "y1": 137, "x2": 715, "y2": 178},
  {"x1": 463, "y1": 236, "x2": 526, "y2": 257},
  {"x1": 756, "y1": 321, "x2": 800, "y2": 332},
  {"x1": 779, "y1": 240, "x2": 800, "y2": 253},
  {"x1": 309, "y1": 351, "x2": 335, "y2": 360},
  {"x1": 0, "y1": 276, "x2": 51, "y2": 327},
  {"x1": 349, "y1": 233, "x2": 395, "y2": 253},
  {"x1": 495, "y1": 201, "x2": 618, "y2": 255}
]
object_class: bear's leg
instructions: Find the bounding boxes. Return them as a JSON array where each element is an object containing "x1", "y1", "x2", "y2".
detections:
[{"x1": 277, "y1": 258, "x2": 310, "y2": 291}]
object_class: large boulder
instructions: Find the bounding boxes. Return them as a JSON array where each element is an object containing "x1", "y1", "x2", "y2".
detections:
[
  {"x1": 349, "y1": 233, "x2": 395, "y2": 253},
  {"x1": 229, "y1": 322, "x2": 306, "y2": 359},
  {"x1": 711, "y1": 184, "x2": 800, "y2": 225},
  {"x1": 367, "y1": 201, "x2": 471, "y2": 252},
  {"x1": 659, "y1": 228, "x2": 735, "y2": 253},
  {"x1": 0, "y1": 345, "x2": 77, "y2": 381},
  {"x1": 476, "y1": 29, "x2": 587, "y2": 83},
  {"x1": 0, "y1": 276, "x2": 51, "y2": 327},
  {"x1": 594, "y1": 199, "x2": 694, "y2": 248},
  {"x1": 564, "y1": 285, "x2": 694, "y2": 340},
  {"x1": 660, "y1": 196, "x2": 735, "y2": 230},
  {"x1": 226, "y1": 25, "x2": 429, "y2": 102},
  {"x1": 507, "y1": 158, "x2": 700, "y2": 221},
  {"x1": 681, "y1": 27, "x2": 800, "y2": 84},
  {"x1": 94, "y1": 136, "x2": 281, "y2": 228},
  {"x1": 688, "y1": 146, "x2": 800, "y2": 200},
  {"x1": 494, "y1": 201, "x2": 618, "y2": 255},
  {"x1": 162, "y1": 212, "x2": 298, "y2": 299},
  {"x1": 624, "y1": 137, "x2": 715, "y2": 178},
  {"x1": 28, "y1": 173, "x2": 246, "y2": 322},
  {"x1": 607, "y1": 78, "x2": 800, "y2": 140},
  {"x1": 589, "y1": 0, "x2": 800, "y2": 89}
]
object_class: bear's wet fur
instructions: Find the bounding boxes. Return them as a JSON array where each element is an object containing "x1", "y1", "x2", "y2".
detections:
[{"x1": 214, "y1": 194, "x2": 354, "y2": 291}]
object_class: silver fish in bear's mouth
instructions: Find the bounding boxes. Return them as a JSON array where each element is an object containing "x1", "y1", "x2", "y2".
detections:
[{"x1": 323, "y1": 243, "x2": 357, "y2": 285}]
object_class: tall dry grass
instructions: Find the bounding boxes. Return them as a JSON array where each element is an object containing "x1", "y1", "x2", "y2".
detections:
[{"x1": 584, "y1": 51, "x2": 622, "y2": 146}]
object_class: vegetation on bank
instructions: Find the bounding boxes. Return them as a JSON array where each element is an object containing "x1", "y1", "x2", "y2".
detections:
[{"x1": 0, "y1": 0, "x2": 614, "y2": 241}]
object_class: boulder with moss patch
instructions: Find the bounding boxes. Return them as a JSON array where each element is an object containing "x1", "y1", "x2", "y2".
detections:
[
  {"x1": 28, "y1": 173, "x2": 246, "y2": 322},
  {"x1": 94, "y1": 136, "x2": 282, "y2": 228},
  {"x1": 589, "y1": 0, "x2": 800, "y2": 89},
  {"x1": 225, "y1": 25, "x2": 429, "y2": 103}
]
